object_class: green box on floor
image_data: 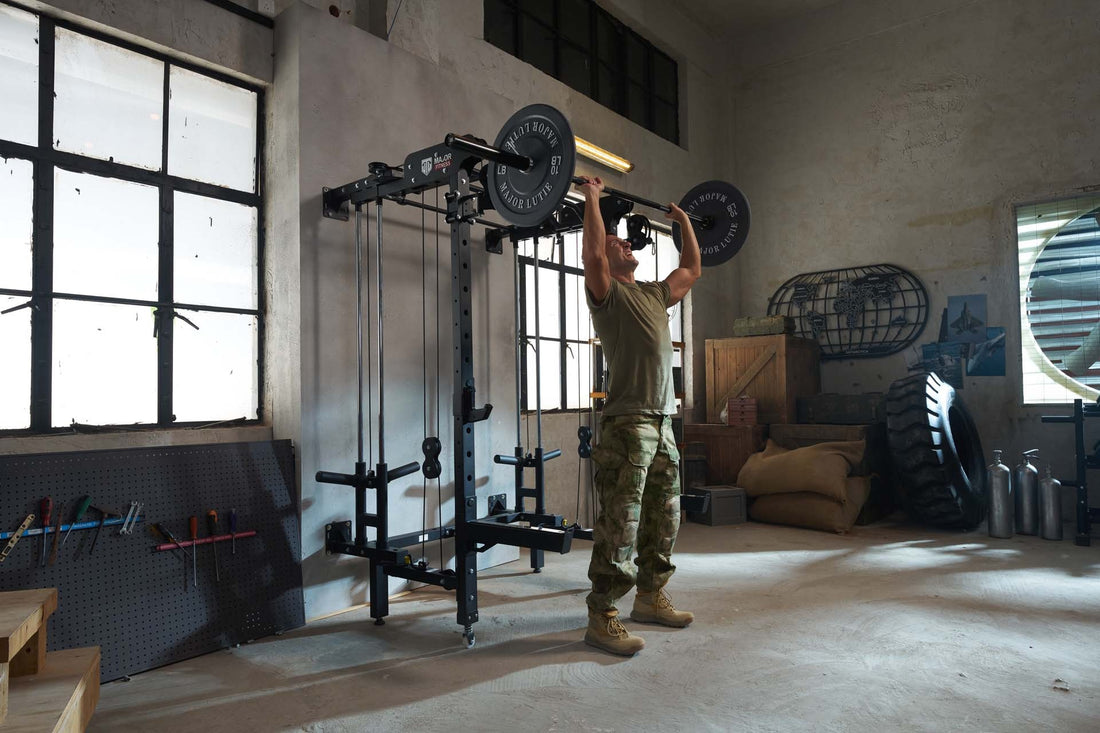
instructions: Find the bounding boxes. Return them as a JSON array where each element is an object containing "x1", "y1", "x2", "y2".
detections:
[{"x1": 687, "y1": 485, "x2": 747, "y2": 525}]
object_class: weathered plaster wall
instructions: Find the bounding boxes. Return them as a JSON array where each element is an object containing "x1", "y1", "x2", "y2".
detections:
[{"x1": 720, "y1": 0, "x2": 1100, "y2": 480}]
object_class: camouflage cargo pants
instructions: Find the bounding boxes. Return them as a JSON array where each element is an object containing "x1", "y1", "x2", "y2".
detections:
[{"x1": 586, "y1": 414, "x2": 681, "y2": 613}]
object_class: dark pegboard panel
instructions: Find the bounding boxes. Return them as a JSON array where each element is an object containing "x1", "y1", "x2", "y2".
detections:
[{"x1": 0, "y1": 440, "x2": 304, "y2": 682}]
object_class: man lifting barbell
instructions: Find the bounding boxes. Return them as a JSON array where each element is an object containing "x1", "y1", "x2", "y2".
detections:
[{"x1": 578, "y1": 174, "x2": 701, "y2": 656}]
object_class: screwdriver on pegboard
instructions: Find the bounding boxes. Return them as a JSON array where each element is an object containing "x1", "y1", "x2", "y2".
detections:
[
  {"x1": 60, "y1": 495, "x2": 92, "y2": 550},
  {"x1": 188, "y1": 515, "x2": 198, "y2": 587},
  {"x1": 206, "y1": 510, "x2": 220, "y2": 582},
  {"x1": 39, "y1": 497, "x2": 52, "y2": 566}
]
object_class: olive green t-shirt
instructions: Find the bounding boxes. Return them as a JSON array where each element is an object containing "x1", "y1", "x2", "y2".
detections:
[{"x1": 587, "y1": 279, "x2": 676, "y2": 416}]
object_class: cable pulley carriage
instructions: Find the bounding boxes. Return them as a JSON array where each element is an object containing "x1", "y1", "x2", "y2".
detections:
[{"x1": 319, "y1": 103, "x2": 743, "y2": 647}]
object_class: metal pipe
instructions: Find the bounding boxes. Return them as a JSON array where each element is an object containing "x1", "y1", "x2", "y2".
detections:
[
  {"x1": 355, "y1": 206, "x2": 365, "y2": 464},
  {"x1": 376, "y1": 199, "x2": 385, "y2": 465},
  {"x1": 571, "y1": 176, "x2": 712, "y2": 228},
  {"x1": 513, "y1": 242, "x2": 523, "y2": 446},
  {"x1": 444, "y1": 133, "x2": 532, "y2": 171},
  {"x1": 386, "y1": 195, "x2": 510, "y2": 229},
  {"x1": 532, "y1": 236, "x2": 542, "y2": 450}
]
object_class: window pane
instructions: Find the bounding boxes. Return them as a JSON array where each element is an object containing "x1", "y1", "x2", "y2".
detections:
[
  {"x1": 54, "y1": 28, "x2": 163, "y2": 169},
  {"x1": 565, "y1": 340, "x2": 592, "y2": 409},
  {"x1": 524, "y1": 264, "x2": 559, "y2": 338},
  {"x1": 559, "y1": 0, "x2": 590, "y2": 46},
  {"x1": 53, "y1": 170, "x2": 159, "y2": 301},
  {"x1": 520, "y1": 16, "x2": 555, "y2": 76},
  {"x1": 654, "y1": 98, "x2": 677, "y2": 142},
  {"x1": 627, "y1": 80, "x2": 647, "y2": 126},
  {"x1": 175, "y1": 193, "x2": 258, "y2": 309},
  {"x1": 563, "y1": 231, "x2": 582, "y2": 269},
  {"x1": 596, "y1": 62, "x2": 620, "y2": 109},
  {"x1": 625, "y1": 33, "x2": 645, "y2": 83},
  {"x1": 169, "y1": 66, "x2": 258, "y2": 192},
  {"x1": 0, "y1": 4, "x2": 39, "y2": 146},
  {"x1": 565, "y1": 274, "x2": 592, "y2": 340},
  {"x1": 653, "y1": 52, "x2": 676, "y2": 98},
  {"x1": 174, "y1": 312, "x2": 257, "y2": 422},
  {"x1": 484, "y1": 0, "x2": 516, "y2": 54},
  {"x1": 53, "y1": 300, "x2": 157, "y2": 425},
  {"x1": 519, "y1": 0, "x2": 553, "y2": 27},
  {"x1": 525, "y1": 338, "x2": 560, "y2": 410},
  {"x1": 0, "y1": 157, "x2": 34, "y2": 290},
  {"x1": 0, "y1": 295, "x2": 31, "y2": 429},
  {"x1": 560, "y1": 41, "x2": 591, "y2": 95},
  {"x1": 596, "y1": 11, "x2": 618, "y2": 64}
]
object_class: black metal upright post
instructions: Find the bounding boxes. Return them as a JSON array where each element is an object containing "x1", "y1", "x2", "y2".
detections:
[{"x1": 450, "y1": 168, "x2": 480, "y2": 642}]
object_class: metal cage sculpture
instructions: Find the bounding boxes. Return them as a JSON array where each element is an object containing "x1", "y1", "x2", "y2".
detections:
[{"x1": 767, "y1": 263, "x2": 929, "y2": 359}]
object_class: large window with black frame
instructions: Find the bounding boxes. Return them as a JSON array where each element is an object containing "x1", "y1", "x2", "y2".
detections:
[
  {"x1": 518, "y1": 223, "x2": 684, "y2": 413},
  {"x1": 0, "y1": 4, "x2": 264, "y2": 433},
  {"x1": 484, "y1": 0, "x2": 679, "y2": 145}
]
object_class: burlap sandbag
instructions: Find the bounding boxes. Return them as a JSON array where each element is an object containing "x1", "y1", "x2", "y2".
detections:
[
  {"x1": 749, "y1": 476, "x2": 872, "y2": 534},
  {"x1": 736, "y1": 439, "x2": 866, "y2": 502}
]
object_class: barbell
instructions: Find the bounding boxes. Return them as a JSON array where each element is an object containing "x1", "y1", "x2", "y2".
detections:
[{"x1": 446, "y1": 104, "x2": 751, "y2": 267}]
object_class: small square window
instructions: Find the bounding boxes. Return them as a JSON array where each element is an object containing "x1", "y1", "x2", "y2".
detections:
[
  {"x1": 559, "y1": 0, "x2": 590, "y2": 47},
  {"x1": 483, "y1": 0, "x2": 516, "y2": 54},
  {"x1": 173, "y1": 312, "x2": 258, "y2": 422},
  {"x1": 559, "y1": 42, "x2": 591, "y2": 95},
  {"x1": 655, "y1": 98, "x2": 678, "y2": 142},
  {"x1": 0, "y1": 295, "x2": 31, "y2": 429},
  {"x1": 174, "y1": 193, "x2": 258, "y2": 310},
  {"x1": 521, "y1": 16, "x2": 555, "y2": 76}
]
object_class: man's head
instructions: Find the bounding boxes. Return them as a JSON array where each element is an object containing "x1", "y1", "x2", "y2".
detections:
[{"x1": 605, "y1": 234, "x2": 639, "y2": 279}]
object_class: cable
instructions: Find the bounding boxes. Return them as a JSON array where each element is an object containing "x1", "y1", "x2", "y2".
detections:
[
  {"x1": 421, "y1": 195, "x2": 428, "y2": 563},
  {"x1": 435, "y1": 187, "x2": 444, "y2": 570}
]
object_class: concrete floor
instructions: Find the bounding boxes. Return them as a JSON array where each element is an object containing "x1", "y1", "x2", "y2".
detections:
[{"x1": 90, "y1": 519, "x2": 1099, "y2": 732}]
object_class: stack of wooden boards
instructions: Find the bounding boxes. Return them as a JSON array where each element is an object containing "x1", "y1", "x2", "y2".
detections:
[{"x1": 0, "y1": 588, "x2": 99, "y2": 732}]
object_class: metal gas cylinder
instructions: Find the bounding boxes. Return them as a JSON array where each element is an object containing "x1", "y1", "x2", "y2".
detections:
[
  {"x1": 1039, "y1": 466, "x2": 1063, "y2": 541},
  {"x1": 1014, "y1": 449, "x2": 1039, "y2": 535},
  {"x1": 987, "y1": 449, "x2": 1014, "y2": 539}
]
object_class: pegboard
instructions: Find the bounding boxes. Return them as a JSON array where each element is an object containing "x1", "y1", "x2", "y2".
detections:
[{"x1": 0, "y1": 440, "x2": 304, "y2": 682}]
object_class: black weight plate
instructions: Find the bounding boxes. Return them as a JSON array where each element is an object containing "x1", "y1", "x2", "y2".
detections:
[
  {"x1": 487, "y1": 104, "x2": 576, "y2": 227},
  {"x1": 672, "y1": 180, "x2": 751, "y2": 266}
]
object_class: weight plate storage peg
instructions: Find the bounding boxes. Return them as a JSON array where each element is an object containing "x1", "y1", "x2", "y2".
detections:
[
  {"x1": 487, "y1": 104, "x2": 576, "y2": 227},
  {"x1": 672, "y1": 180, "x2": 751, "y2": 267}
]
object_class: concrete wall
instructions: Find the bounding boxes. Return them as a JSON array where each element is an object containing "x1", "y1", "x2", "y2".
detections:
[{"x1": 715, "y1": 0, "x2": 1100, "y2": 485}]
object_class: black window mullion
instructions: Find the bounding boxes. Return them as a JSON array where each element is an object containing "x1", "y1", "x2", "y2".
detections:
[
  {"x1": 254, "y1": 87, "x2": 266, "y2": 421},
  {"x1": 29, "y1": 16, "x2": 56, "y2": 431},
  {"x1": 157, "y1": 63, "x2": 173, "y2": 425}
]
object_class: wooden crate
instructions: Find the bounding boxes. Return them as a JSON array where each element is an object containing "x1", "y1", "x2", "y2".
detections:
[
  {"x1": 725, "y1": 396, "x2": 758, "y2": 425},
  {"x1": 683, "y1": 424, "x2": 767, "y2": 485},
  {"x1": 705, "y1": 335, "x2": 820, "y2": 424}
]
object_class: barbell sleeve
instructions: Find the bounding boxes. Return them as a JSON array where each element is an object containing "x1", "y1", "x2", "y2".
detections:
[
  {"x1": 570, "y1": 176, "x2": 711, "y2": 228},
  {"x1": 444, "y1": 133, "x2": 532, "y2": 171}
]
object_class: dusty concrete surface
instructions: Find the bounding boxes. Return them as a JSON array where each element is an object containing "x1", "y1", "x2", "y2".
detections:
[{"x1": 90, "y1": 519, "x2": 1098, "y2": 732}]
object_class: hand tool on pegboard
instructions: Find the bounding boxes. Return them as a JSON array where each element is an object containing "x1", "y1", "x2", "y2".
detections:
[
  {"x1": 189, "y1": 515, "x2": 198, "y2": 587},
  {"x1": 49, "y1": 501, "x2": 63, "y2": 566},
  {"x1": 229, "y1": 509, "x2": 237, "y2": 554},
  {"x1": 39, "y1": 497, "x2": 52, "y2": 566},
  {"x1": 60, "y1": 495, "x2": 92, "y2": 550},
  {"x1": 1, "y1": 514, "x2": 35, "y2": 563},
  {"x1": 206, "y1": 510, "x2": 221, "y2": 581},
  {"x1": 89, "y1": 505, "x2": 116, "y2": 555}
]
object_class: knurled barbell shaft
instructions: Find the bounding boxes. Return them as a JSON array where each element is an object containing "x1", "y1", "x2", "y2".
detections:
[
  {"x1": 445, "y1": 133, "x2": 532, "y2": 171},
  {"x1": 570, "y1": 176, "x2": 709, "y2": 227}
]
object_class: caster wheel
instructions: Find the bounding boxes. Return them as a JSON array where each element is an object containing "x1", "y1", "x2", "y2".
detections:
[{"x1": 463, "y1": 627, "x2": 476, "y2": 648}]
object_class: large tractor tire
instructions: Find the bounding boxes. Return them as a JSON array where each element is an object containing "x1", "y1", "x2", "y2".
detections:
[{"x1": 885, "y1": 372, "x2": 987, "y2": 529}]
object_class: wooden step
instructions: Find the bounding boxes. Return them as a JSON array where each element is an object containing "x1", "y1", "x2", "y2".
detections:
[
  {"x1": 0, "y1": 589, "x2": 58, "y2": 676},
  {"x1": 2, "y1": 647, "x2": 99, "y2": 733}
]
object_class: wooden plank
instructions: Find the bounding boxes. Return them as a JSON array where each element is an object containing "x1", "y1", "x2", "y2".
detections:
[
  {"x1": 713, "y1": 345, "x2": 776, "y2": 418},
  {"x1": 0, "y1": 589, "x2": 57, "y2": 668},
  {"x1": 1, "y1": 662, "x2": 8, "y2": 725},
  {"x1": 5, "y1": 647, "x2": 100, "y2": 733},
  {"x1": 683, "y1": 424, "x2": 768, "y2": 484}
]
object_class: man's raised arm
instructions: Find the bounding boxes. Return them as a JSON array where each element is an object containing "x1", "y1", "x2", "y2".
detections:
[
  {"x1": 663, "y1": 203, "x2": 701, "y2": 306},
  {"x1": 579, "y1": 176, "x2": 611, "y2": 304}
]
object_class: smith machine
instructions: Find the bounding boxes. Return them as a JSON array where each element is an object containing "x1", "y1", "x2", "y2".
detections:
[{"x1": 319, "y1": 104, "x2": 751, "y2": 647}]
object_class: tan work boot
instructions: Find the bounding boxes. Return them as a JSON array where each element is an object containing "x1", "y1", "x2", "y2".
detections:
[
  {"x1": 630, "y1": 588, "x2": 694, "y2": 627},
  {"x1": 584, "y1": 610, "x2": 645, "y2": 656}
]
